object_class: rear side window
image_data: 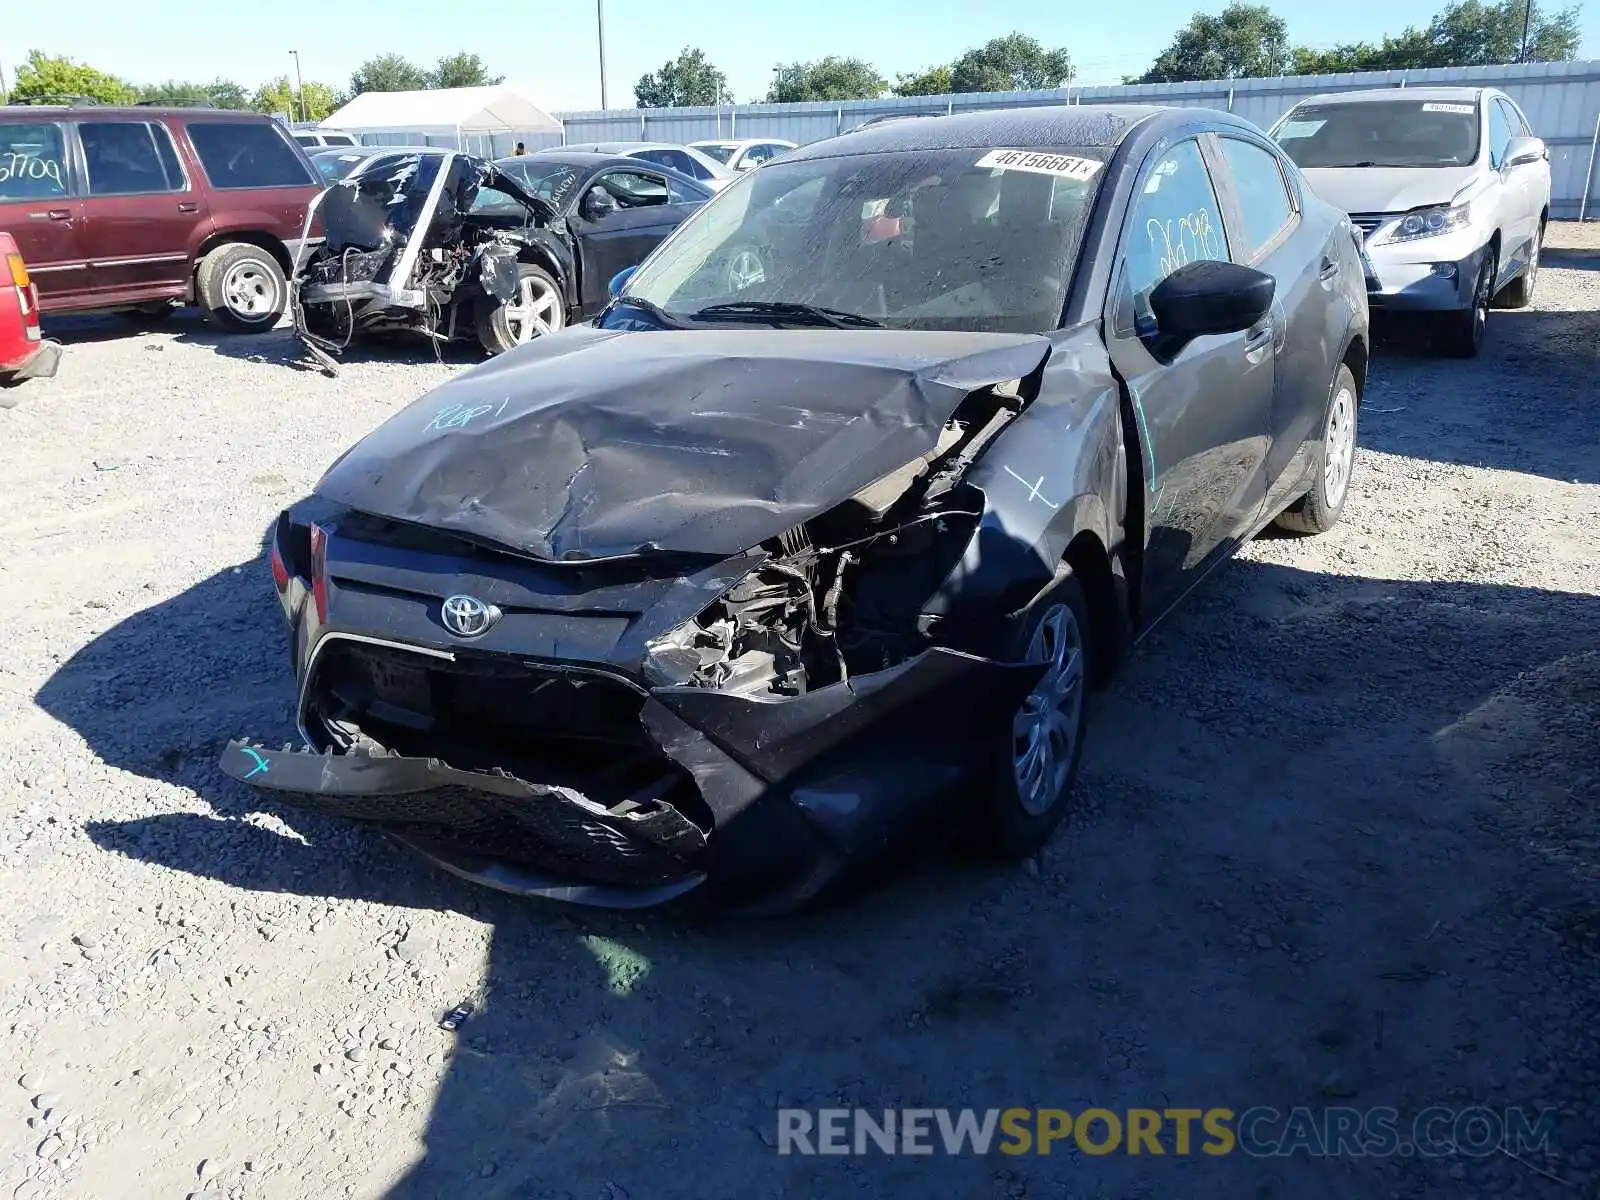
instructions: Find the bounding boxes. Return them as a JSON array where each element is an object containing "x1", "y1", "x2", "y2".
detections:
[
  {"x1": 293, "y1": 133, "x2": 318, "y2": 147},
  {"x1": 0, "y1": 122, "x2": 69, "y2": 200},
  {"x1": 187, "y1": 121, "x2": 315, "y2": 189},
  {"x1": 666, "y1": 175, "x2": 704, "y2": 204},
  {"x1": 324, "y1": 134, "x2": 357, "y2": 147},
  {"x1": 80, "y1": 121, "x2": 187, "y2": 195},
  {"x1": 1219, "y1": 138, "x2": 1296, "y2": 259}
]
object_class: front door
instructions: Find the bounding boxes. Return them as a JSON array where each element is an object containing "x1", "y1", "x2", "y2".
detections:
[
  {"x1": 572, "y1": 168, "x2": 689, "y2": 312},
  {"x1": 0, "y1": 119, "x2": 91, "y2": 305},
  {"x1": 1103, "y1": 136, "x2": 1276, "y2": 623}
]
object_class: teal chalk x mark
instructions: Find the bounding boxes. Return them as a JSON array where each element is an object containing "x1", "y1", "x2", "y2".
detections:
[{"x1": 240, "y1": 747, "x2": 270, "y2": 779}]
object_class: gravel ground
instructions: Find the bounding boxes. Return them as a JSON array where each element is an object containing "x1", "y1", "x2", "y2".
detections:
[{"x1": 2, "y1": 224, "x2": 1598, "y2": 1200}]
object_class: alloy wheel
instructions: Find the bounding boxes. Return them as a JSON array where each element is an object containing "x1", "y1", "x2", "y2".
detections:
[
  {"x1": 1012, "y1": 602, "x2": 1086, "y2": 817},
  {"x1": 503, "y1": 275, "x2": 563, "y2": 344},
  {"x1": 1323, "y1": 383, "x2": 1357, "y2": 508}
]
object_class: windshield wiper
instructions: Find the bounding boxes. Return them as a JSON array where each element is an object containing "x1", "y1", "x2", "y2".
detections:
[{"x1": 690, "y1": 301, "x2": 883, "y2": 329}]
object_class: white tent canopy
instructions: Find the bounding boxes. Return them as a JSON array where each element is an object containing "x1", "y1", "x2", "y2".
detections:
[{"x1": 320, "y1": 85, "x2": 562, "y2": 139}]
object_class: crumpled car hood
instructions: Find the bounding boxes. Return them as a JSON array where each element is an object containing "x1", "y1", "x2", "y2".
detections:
[{"x1": 315, "y1": 325, "x2": 1051, "y2": 561}]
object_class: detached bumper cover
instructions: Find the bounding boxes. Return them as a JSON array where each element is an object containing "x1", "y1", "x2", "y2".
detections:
[{"x1": 0, "y1": 339, "x2": 62, "y2": 386}]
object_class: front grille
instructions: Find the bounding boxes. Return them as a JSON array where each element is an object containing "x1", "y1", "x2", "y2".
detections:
[{"x1": 1350, "y1": 214, "x2": 1385, "y2": 239}]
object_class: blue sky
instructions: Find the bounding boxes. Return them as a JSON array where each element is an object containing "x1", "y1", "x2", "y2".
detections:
[{"x1": 10, "y1": 0, "x2": 1598, "y2": 112}]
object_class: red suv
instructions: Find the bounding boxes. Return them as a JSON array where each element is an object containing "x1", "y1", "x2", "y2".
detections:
[{"x1": 0, "y1": 104, "x2": 322, "y2": 331}]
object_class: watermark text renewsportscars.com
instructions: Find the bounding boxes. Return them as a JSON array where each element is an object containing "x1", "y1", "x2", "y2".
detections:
[{"x1": 775, "y1": 1106, "x2": 1556, "y2": 1158}]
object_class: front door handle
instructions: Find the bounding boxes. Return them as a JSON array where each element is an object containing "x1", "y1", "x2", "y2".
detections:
[
  {"x1": 28, "y1": 209, "x2": 72, "y2": 221},
  {"x1": 177, "y1": 201, "x2": 198, "y2": 213},
  {"x1": 1243, "y1": 323, "x2": 1274, "y2": 364},
  {"x1": 1318, "y1": 255, "x2": 1340, "y2": 282}
]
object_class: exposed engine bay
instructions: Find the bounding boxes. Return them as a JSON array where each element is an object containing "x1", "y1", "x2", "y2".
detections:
[
  {"x1": 643, "y1": 379, "x2": 1027, "y2": 697},
  {"x1": 290, "y1": 152, "x2": 566, "y2": 370}
]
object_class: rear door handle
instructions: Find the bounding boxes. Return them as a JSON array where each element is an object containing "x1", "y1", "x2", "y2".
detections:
[
  {"x1": 28, "y1": 209, "x2": 72, "y2": 221},
  {"x1": 177, "y1": 201, "x2": 198, "y2": 213}
]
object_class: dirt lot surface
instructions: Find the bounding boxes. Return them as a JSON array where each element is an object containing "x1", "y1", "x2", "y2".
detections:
[{"x1": 2, "y1": 224, "x2": 1598, "y2": 1200}]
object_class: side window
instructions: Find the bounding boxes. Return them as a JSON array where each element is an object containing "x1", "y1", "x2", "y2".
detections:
[
  {"x1": 1495, "y1": 98, "x2": 1528, "y2": 147},
  {"x1": 325, "y1": 134, "x2": 357, "y2": 147},
  {"x1": 79, "y1": 121, "x2": 184, "y2": 196},
  {"x1": 599, "y1": 169, "x2": 670, "y2": 208},
  {"x1": 1218, "y1": 138, "x2": 1296, "y2": 260},
  {"x1": 665, "y1": 176, "x2": 703, "y2": 204},
  {"x1": 743, "y1": 144, "x2": 773, "y2": 167},
  {"x1": 1118, "y1": 138, "x2": 1230, "y2": 328},
  {"x1": 1488, "y1": 101, "x2": 1512, "y2": 169},
  {"x1": 187, "y1": 121, "x2": 316, "y2": 188},
  {"x1": 0, "y1": 122, "x2": 69, "y2": 200},
  {"x1": 293, "y1": 133, "x2": 318, "y2": 148}
]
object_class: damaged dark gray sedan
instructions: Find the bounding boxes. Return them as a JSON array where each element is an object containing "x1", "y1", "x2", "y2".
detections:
[{"x1": 225, "y1": 105, "x2": 1369, "y2": 909}]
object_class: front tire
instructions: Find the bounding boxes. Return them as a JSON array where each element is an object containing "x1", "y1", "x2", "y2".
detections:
[
  {"x1": 981, "y1": 569, "x2": 1093, "y2": 860},
  {"x1": 196, "y1": 243, "x2": 287, "y2": 333},
  {"x1": 475, "y1": 264, "x2": 564, "y2": 355},
  {"x1": 1275, "y1": 363, "x2": 1358, "y2": 535},
  {"x1": 1436, "y1": 246, "x2": 1495, "y2": 358}
]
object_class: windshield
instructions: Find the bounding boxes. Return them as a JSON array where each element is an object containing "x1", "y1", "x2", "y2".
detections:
[
  {"x1": 315, "y1": 152, "x2": 366, "y2": 183},
  {"x1": 695, "y1": 143, "x2": 737, "y2": 164},
  {"x1": 1275, "y1": 100, "x2": 1482, "y2": 168},
  {"x1": 621, "y1": 147, "x2": 1107, "y2": 334},
  {"x1": 497, "y1": 160, "x2": 584, "y2": 209}
]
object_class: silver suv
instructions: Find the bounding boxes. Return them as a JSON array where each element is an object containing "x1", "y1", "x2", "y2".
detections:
[{"x1": 1271, "y1": 87, "x2": 1549, "y2": 357}]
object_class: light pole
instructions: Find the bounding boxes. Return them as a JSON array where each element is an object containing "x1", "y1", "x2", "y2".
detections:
[
  {"x1": 1518, "y1": 0, "x2": 1533, "y2": 62},
  {"x1": 596, "y1": 0, "x2": 608, "y2": 110},
  {"x1": 289, "y1": 49, "x2": 306, "y2": 123}
]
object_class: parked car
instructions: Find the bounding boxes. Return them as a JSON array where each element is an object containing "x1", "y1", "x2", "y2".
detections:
[
  {"x1": 1271, "y1": 86, "x2": 1550, "y2": 357},
  {"x1": 224, "y1": 104, "x2": 1369, "y2": 910},
  {"x1": 307, "y1": 145, "x2": 435, "y2": 184},
  {"x1": 688, "y1": 137, "x2": 797, "y2": 171},
  {"x1": 290, "y1": 149, "x2": 712, "y2": 362},
  {"x1": 292, "y1": 129, "x2": 359, "y2": 149},
  {"x1": 0, "y1": 233, "x2": 61, "y2": 400},
  {"x1": 0, "y1": 104, "x2": 323, "y2": 330},
  {"x1": 547, "y1": 141, "x2": 735, "y2": 190}
]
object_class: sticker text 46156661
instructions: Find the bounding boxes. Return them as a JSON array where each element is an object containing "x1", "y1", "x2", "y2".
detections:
[{"x1": 975, "y1": 149, "x2": 1104, "y2": 182}]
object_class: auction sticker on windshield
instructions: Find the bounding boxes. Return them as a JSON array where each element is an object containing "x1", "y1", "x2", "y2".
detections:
[
  {"x1": 975, "y1": 149, "x2": 1103, "y2": 181},
  {"x1": 1421, "y1": 103, "x2": 1476, "y2": 114}
]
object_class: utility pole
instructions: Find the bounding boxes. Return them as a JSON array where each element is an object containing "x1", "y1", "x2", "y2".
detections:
[
  {"x1": 1518, "y1": 0, "x2": 1533, "y2": 62},
  {"x1": 289, "y1": 49, "x2": 306, "y2": 122},
  {"x1": 596, "y1": 0, "x2": 608, "y2": 109}
]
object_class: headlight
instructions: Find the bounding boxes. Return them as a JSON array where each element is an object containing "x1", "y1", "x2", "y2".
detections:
[{"x1": 1383, "y1": 203, "x2": 1471, "y2": 244}]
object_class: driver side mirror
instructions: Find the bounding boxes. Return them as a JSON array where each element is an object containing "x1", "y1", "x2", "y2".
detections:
[
  {"x1": 1505, "y1": 135, "x2": 1547, "y2": 168},
  {"x1": 582, "y1": 186, "x2": 619, "y2": 219},
  {"x1": 1147, "y1": 260, "x2": 1275, "y2": 354}
]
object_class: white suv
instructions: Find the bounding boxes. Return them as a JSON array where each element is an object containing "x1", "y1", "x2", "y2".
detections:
[{"x1": 1271, "y1": 87, "x2": 1549, "y2": 357}]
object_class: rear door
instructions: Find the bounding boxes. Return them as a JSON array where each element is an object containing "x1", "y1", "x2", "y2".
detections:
[
  {"x1": 0, "y1": 118, "x2": 91, "y2": 305},
  {"x1": 74, "y1": 118, "x2": 209, "y2": 297},
  {"x1": 1103, "y1": 135, "x2": 1275, "y2": 621},
  {"x1": 1212, "y1": 134, "x2": 1334, "y2": 520}
]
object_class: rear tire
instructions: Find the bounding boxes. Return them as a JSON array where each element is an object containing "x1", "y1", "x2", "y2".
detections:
[
  {"x1": 980, "y1": 569, "x2": 1093, "y2": 860},
  {"x1": 475, "y1": 264, "x2": 564, "y2": 355},
  {"x1": 1275, "y1": 363, "x2": 1358, "y2": 535},
  {"x1": 1435, "y1": 246, "x2": 1494, "y2": 358},
  {"x1": 1495, "y1": 223, "x2": 1542, "y2": 310},
  {"x1": 196, "y1": 243, "x2": 286, "y2": 333}
]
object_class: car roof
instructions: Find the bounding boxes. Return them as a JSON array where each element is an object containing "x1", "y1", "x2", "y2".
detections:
[
  {"x1": 0, "y1": 105, "x2": 282, "y2": 122},
  {"x1": 690, "y1": 137, "x2": 792, "y2": 147},
  {"x1": 789, "y1": 103, "x2": 1209, "y2": 162},
  {"x1": 507, "y1": 151, "x2": 642, "y2": 168},
  {"x1": 1294, "y1": 87, "x2": 1488, "y2": 106}
]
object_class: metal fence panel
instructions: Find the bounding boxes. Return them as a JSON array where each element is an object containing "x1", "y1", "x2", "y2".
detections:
[{"x1": 554, "y1": 59, "x2": 1600, "y2": 217}]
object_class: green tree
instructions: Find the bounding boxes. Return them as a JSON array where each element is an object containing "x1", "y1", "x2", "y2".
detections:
[
  {"x1": 1135, "y1": 3, "x2": 1291, "y2": 82},
  {"x1": 1291, "y1": 0, "x2": 1580, "y2": 72},
  {"x1": 425, "y1": 52, "x2": 504, "y2": 89},
  {"x1": 634, "y1": 47, "x2": 730, "y2": 107},
  {"x1": 949, "y1": 33, "x2": 1073, "y2": 93},
  {"x1": 10, "y1": 50, "x2": 133, "y2": 105},
  {"x1": 252, "y1": 75, "x2": 338, "y2": 120},
  {"x1": 892, "y1": 65, "x2": 954, "y2": 97},
  {"x1": 349, "y1": 53, "x2": 427, "y2": 95},
  {"x1": 136, "y1": 78, "x2": 250, "y2": 109},
  {"x1": 765, "y1": 56, "x2": 886, "y2": 102}
]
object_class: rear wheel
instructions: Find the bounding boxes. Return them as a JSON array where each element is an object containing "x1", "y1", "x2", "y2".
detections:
[
  {"x1": 1436, "y1": 246, "x2": 1495, "y2": 358},
  {"x1": 980, "y1": 569, "x2": 1093, "y2": 859},
  {"x1": 1496, "y1": 223, "x2": 1542, "y2": 309},
  {"x1": 475, "y1": 264, "x2": 564, "y2": 355},
  {"x1": 196, "y1": 243, "x2": 286, "y2": 333},
  {"x1": 1275, "y1": 363, "x2": 1358, "y2": 535}
]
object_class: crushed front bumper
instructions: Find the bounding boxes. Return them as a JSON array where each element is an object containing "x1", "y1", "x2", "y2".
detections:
[{"x1": 222, "y1": 644, "x2": 1044, "y2": 909}]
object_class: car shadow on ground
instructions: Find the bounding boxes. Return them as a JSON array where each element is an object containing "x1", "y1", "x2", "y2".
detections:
[
  {"x1": 1362, "y1": 306, "x2": 1600, "y2": 484},
  {"x1": 41, "y1": 536, "x2": 1600, "y2": 1195}
]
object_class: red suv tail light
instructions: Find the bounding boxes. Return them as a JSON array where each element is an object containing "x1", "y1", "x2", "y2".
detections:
[{"x1": 7, "y1": 252, "x2": 41, "y2": 343}]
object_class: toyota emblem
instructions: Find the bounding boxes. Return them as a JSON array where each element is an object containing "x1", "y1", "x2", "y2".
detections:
[{"x1": 440, "y1": 594, "x2": 500, "y2": 638}]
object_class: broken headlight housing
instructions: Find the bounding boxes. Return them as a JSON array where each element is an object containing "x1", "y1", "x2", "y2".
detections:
[
  {"x1": 643, "y1": 564, "x2": 812, "y2": 696},
  {"x1": 1382, "y1": 203, "x2": 1471, "y2": 244}
]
